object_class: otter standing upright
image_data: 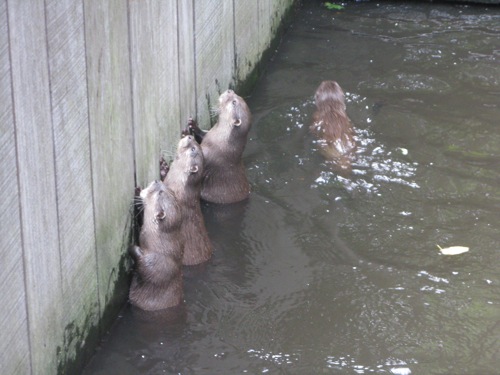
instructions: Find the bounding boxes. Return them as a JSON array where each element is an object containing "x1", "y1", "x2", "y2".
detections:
[
  {"x1": 310, "y1": 80, "x2": 356, "y2": 170},
  {"x1": 186, "y1": 89, "x2": 252, "y2": 204},
  {"x1": 163, "y1": 135, "x2": 213, "y2": 266},
  {"x1": 129, "y1": 181, "x2": 184, "y2": 311}
]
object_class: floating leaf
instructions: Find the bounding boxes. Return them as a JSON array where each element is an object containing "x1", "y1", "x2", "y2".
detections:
[
  {"x1": 398, "y1": 147, "x2": 409, "y2": 155},
  {"x1": 324, "y1": 2, "x2": 344, "y2": 10},
  {"x1": 437, "y1": 245, "x2": 469, "y2": 255}
]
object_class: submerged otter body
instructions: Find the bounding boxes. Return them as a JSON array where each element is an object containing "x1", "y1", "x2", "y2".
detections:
[
  {"x1": 187, "y1": 90, "x2": 252, "y2": 204},
  {"x1": 310, "y1": 80, "x2": 356, "y2": 170},
  {"x1": 163, "y1": 136, "x2": 213, "y2": 266},
  {"x1": 129, "y1": 181, "x2": 183, "y2": 311}
]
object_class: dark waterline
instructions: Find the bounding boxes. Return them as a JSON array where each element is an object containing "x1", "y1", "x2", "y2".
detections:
[{"x1": 84, "y1": 2, "x2": 500, "y2": 374}]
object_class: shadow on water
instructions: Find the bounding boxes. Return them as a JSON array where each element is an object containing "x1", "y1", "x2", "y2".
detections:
[{"x1": 84, "y1": 1, "x2": 500, "y2": 374}]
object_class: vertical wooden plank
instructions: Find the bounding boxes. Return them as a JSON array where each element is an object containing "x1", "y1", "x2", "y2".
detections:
[
  {"x1": 83, "y1": 0, "x2": 134, "y2": 329},
  {"x1": 194, "y1": 1, "x2": 234, "y2": 128},
  {"x1": 7, "y1": 0, "x2": 63, "y2": 373},
  {"x1": 0, "y1": 0, "x2": 31, "y2": 374},
  {"x1": 177, "y1": 0, "x2": 196, "y2": 128},
  {"x1": 270, "y1": 0, "x2": 293, "y2": 36},
  {"x1": 259, "y1": 0, "x2": 294, "y2": 60},
  {"x1": 234, "y1": 0, "x2": 260, "y2": 85},
  {"x1": 129, "y1": 0, "x2": 181, "y2": 184},
  {"x1": 270, "y1": 0, "x2": 281, "y2": 38},
  {"x1": 259, "y1": 0, "x2": 273, "y2": 58},
  {"x1": 45, "y1": 0, "x2": 99, "y2": 370}
]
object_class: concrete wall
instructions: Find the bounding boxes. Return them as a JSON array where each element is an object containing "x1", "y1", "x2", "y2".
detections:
[{"x1": 0, "y1": 0, "x2": 296, "y2": 374}]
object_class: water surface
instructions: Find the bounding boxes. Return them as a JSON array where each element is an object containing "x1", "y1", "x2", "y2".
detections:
[{"x1": 84, "y1": 2, "x2": 500, "y2": 374}]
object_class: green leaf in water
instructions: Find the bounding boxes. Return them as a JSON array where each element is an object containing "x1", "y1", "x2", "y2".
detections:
[
  {"x1": 437, "y1": 245, "x2": 469, "y2": 255},
  {"x1": 324, "y1": 2, "x2": 344, "y2": 11}
]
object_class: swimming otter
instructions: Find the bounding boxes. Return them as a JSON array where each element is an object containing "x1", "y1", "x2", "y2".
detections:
[
  {"x1": 163, "y1": 135, "x2": 213, "y2": 266},
  {"x1": 185, "y1": 89, "x2": 252, "y2": 204},
  {"x1": 310, "y1": 80, "x2": 356, "y2": 170},
  {"x1": 129, "y1": 180, "x2": 184, "y2": 311}
]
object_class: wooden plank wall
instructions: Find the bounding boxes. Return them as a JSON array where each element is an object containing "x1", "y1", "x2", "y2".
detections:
[
  {"x1": 0, "y1": 0, "x2": 296, "y2": 374},
  {"x1": 194, "y1": 1, "x2": 235, "y2": 127},
  {"x1": 83, "y1": 0, "x2": 134, "y2": 340},
  {"x1": 8, "y1": 0, "x2": 64, "y2": 373},
  {"x1": 0, "y1": 1, "x2": 31, "y2": 374},
  {"x1": 129, "y1": 0, "x2": 181, "y2": 185}
]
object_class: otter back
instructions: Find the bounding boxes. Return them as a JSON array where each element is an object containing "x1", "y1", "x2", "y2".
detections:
[{"x1": 310, "y1": 80, "x2": 356, "y2": 170}]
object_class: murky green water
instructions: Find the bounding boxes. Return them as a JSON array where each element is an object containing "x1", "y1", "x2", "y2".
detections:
[{"x1": 84, "y1": 2, "x2": 500, "y2": 374}]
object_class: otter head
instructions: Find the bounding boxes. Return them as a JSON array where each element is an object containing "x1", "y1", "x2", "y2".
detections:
[
  {"x1": 140, "y1": 180, "x2": 176, "y2": 228},
  {"x1": 218, "y1": 89, "x2": 252, "y2": 131},
  {"x1": 314, "y1": 80, "x2": 346, "y2": 108},
  {"x1": 176, "y1": 135, "x2": 203, "y2": 176}
]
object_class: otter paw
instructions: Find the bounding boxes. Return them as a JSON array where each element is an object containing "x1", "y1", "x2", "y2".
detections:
[
  {"x1": 160, "y1": 157, "x2": 169, "y2": 180},
  {"x1": 187, "y1": 117, "x2": 197, "y2": 128},
  {"x1": 188, "y1": 117, "x2": 201, "y2": 133},
  {"x1": 186, "y1": 117, "x2": 205, "y2": 144},
  {"x1": 128, "y1": 245, "x2": 143, "y2": 261}
]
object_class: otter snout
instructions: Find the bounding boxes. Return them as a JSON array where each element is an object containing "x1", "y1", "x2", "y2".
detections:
[
  {"x1": 219, "y1": 89, "x2": 236, "y2": 104},
  {"x1": 140, "y1": 180, "x2": 165, "y2": 199}
]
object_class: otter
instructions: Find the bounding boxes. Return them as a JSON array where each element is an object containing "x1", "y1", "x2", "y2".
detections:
[
  {"x1": 162, "y1": 135, "x2": 213, "y2": 266},
  {"x1": 310, "y1": 80, "x2": 356, "y2": 171},
  {"x1": 129, "y1": 180, "x2": 184, "y2": 311},
  {"x1": 185, "y1": 89, "x2": 252, "y2": 204}
]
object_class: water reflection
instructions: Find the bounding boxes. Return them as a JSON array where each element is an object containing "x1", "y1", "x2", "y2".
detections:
[{"x1": 84, "y1": 2, "x2": 500, "y2": 374}]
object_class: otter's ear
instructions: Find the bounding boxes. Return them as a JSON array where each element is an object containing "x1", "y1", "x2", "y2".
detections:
[
  {"x1": 189, "y1": 165, "x2": 199, "y2": 174},
  {"x1": 155, "y1": 210, "x2": 166, "y2": 221},
  {"x1": 234, "y1": 118, "x2": 242, "y2": 127}
]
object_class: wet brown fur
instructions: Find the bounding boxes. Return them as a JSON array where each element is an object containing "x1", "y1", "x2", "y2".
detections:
[
  {"x1": 163, "y1": 136, "x2": 213, "y2": 266},
  {"x1": 310, "y1": 81, "x2": 356, "y2": 168},
  {"x1": 198, "y1": 90, "x2": 252, "y2": 204},
  {"x1": 129, "y1": 181, "x2": 184, "y2": 311}
]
